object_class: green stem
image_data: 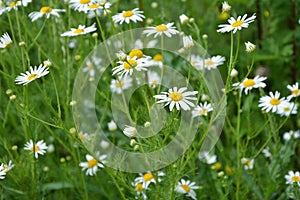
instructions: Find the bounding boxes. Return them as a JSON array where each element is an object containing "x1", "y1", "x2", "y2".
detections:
[{"x1": 28, "y1": 19, "x2": 48, "y2": 51}]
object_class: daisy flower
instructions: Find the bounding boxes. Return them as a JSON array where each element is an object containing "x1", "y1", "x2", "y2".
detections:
[
  {"x1": 192, "y1": 102, "x2": 213, "y2": 118},
  {"x1": 78, "y1": 132, "x2": 90, "y2": 142},
  {"x1": 0, "y1": 32, "x2": 13, "y2": 48},
  {"x1": 258, "y1": 91, "x2": 287, "y2": 113},
  {"x1": 79, "y1": 153, "x2": 107, "y2": 176},
  {"x1": 5, "y1": 1, "x2": 22, "y2": 12},
  {"x1": 183, "y1": 35, "x2": 194, "y2": 49},
  {"x1": 245, "y1": 41, "x2": 256, "y2": 53},
  {"x1": 217, "y1": 13, "x2": 256, "y2": 33},
  {"x1": 21, "y1": 0, "x2": 32, "y2": 6},
  {"x1": 15, "y1": 64, "x2": 49, "y2": 85},
  {"x1": 82, "y1": 57, "x2": 102, "y2": 77},
  {"x1": 134, "y1": 171, "x2": 165, "y2": 189},
  {"x1": 198, "y1": 151, "x2": 217, "y2": 164},
  {"x1": 154, "y1": 87, "x2": 198, "y2": 111},
  {"x1": 147, "y1": 71, "x2": 160, "y2": 88},
  {"x1": 179, "y1": 14, "x2": 189, "y2": 25},
  {"x1": 203, "y1": 55, "x2": 226, "y2": 70},
  {"x1": 262, "y1": 147, "x2": 272, "y2": 158},
  {"x1": 285, "y1": 171, "x2": 300, "y2": 186},
  {"x1": 143, "y1": 22, "x2": 179, "y2": 38},
  {"x1": 61, "y1": 23, "x2": 97, "y2": 37},
  {"x1": 112, "y1": 56, "x2": 151, "y2": 78},
  {"x1": 28, "y1": 6, "x2": 66, "y2": 22},
  {"x1": 112, "y1": 8, "x2": 145, "y2": 24},
  {"x1": 69, "y1": 0, "x2": 93, "y2": 13},
  {"x1": 222, "y1": 1, "x2": 231, "y2": 13},
  {"x1": 190, "y1": 54, "x2": 203, "y2": 69},
  {"x1": 0, "y1": 168, "x2": 6, "y2": 179},
  {"x1": 110, "y1": 77, "x2": 133, "y2": 94},
  {"x1": 86, "y1": 1, "x2": 111, "y2": 18},
  {"x1": 132, "y1": 181, "x2": 148, "y2": 200},
  {"x1": 232, "y1": 75, "x2": 267, "y2": 95},
  {"x1": 175, "y1": 179, "x2": 200, "y2": 200},
  {"x1": 241, "y1": 158, "x2": 254, "y2": 170},
  {"x1": 277, "y1": 102, "x2": 297, "y2": 116},
  {"x1": 0, "y1": 160, "x2": 14, "y2": 173},
  {"x1": 24, "y1": 139, "x2": 48, "y2": 158},
  {"x1": 283, "y1": 130, "x2": 300, "y2": 141},
  {"x1": 123, "y1": 125, "x2": 137, "y2": 138},
  {"x1": 287, "y1": 82, "x2": 300, "y2": 100}
]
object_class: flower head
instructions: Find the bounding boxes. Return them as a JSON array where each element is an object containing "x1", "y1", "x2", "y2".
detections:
[
  {"x1": 134, "y1": 171, "x2": 165, "y2": 189},
  {"x1": 108, "y1": 120, "x2": 117, "y2": 131},
  {"x1": 69, "y1": 0, "x2": 93, "y2": 13},
  {"x1": 183, "y1": 35, "x2": 194, "y2": 49},
  {"x1": 110, "y1": 77, "x2": 133, "y2": 94},
  {"x1": 217, "y1": 13, "x2": 256, "y2": 33},
  {"x1": 283, "y1": 130, "x2": 300, "y2": 141},
  {"x1": 154, "y1": 87, "x2": 198, "y2": 111},
  {"x1": 258, "y1": 91, "x2": 287, "y2": 113},
  {"x1": 123, "y1": 125, "x2": 137, "y2": 138},
  {"x1": 232, "y1": 75, "x2": 267, "y2": 95},
  {"x1": 222, "y1": 1, "x2": 231, "y2": 13},
  {"x1": 192, "y1": 102, "x2": 213, "y2": 118},
  {"x1": 241, "y1": 158, "x2": 254, "y2": 170},
  {"x1": 276, "y1": 102, "x2": 297, "y2": 116},
  {"x1": 79, "y1": 153, "x2": 107, "y2": 176},
  {"x1": 198, "y1": 151, "x2": 217, "y2": 164},
  {"x1": 15, "y1": 64, "x2": 49, "y2": 85},
  {"x1": 193, "y1": 55, "x2": 225, "y2": 71},
  {"x1": 143, "y1": 22, "x2": 179, "y2": 38},
  {"x1": 0, "y1": 32, "x2": 12, "y2": 48},
  {"x1": 28, "y1": 6, "x2": 65, "y2": 21},
  {"x1": 132, "y1": 181, "x2": 148, "y2": 200},
  {"x1": 61, "y1": 23, "x2": 97, "y2": 37},
  {"x1": 175, "y1": 179, "x2": 200, "y2": 200},
  {"x1": 147, "y1": 71, "x2": 161, "y2": 88},
  {"x1": 112, "y1": 8, "x2": 145, "y2": 24},
  {"x1": 287, "y1": 82, "x2": 300, "y2": 100},
  {"x1": 245, "y1": 41, "x2": 256, "y2": 53},
  {"x1": 285, "y1": 171, "x2": 300, "y2": 186},
  {"x1": 24, "y1": 139, "x2": 48, "y2": 158}
]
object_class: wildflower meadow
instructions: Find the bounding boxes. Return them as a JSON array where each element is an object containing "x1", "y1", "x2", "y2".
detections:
[{"x1": 0, "y1": 0, "x2": 300, "y2": 199}]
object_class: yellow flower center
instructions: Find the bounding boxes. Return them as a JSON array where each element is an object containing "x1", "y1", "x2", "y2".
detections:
[
  {"x1": 87, "y1": 64, "x2": 94, "y2": 70},
  {"x1": 246, "y1": 161, "x2": 252, "y2": 167},
  {"x1": 292, "y1": 89, "x2": 299, "y2": 96},
  {"x1": 27, "y1": 74, "x2": 38, "y2": 81},
  {"x1": 153, "y1": 54, "x2": 163, "y2": 61},
  {"x1": 115, "y1": 80, "x2": 124, "y2": 88},
  {"x1": 2, "y1": 166, "x2": 9, "y2": 173},
  {"x1": 156, "y1": 24, "x2": 168, "y2": 32},
  {"x1": 283, "y1": 107, "x2": 291, "y2": 112},
  {"x1": 87, "y1": 158, "x2": 98, "y2": 168},
  {"x1": 270, "y1": 98, "x2": 280, "y2": 106},
  {"x1": 232, "y1": 20, "x2": 244, "y2": 27},
  {"x1": 143, "y1": 173, "x2": 153, "y2": 181},
  {"x1": 181, "y1": 184, "x2": 190, "y2": 193},
  {"x1": 199, "y1": 108, "x2": 207, "y2": 116},
  {"x1": 80, "y1": 0, "x2": 90, "y2": 4},
  {"x1": 292, "y1": 175, "x2": 300, "y2": 182},
  {"x1": 73, "y1": 29, "x2": 85, "y2": 34},
  {"x1": 243, "y1": 79, "x2": 255, "y2": 87},
  {"x1": 151, "y1": 80, "x2": 158, "y2": 86},
  {"x1": 225, "y1": 165, "x2": 234, "y2": 175},
  {"x1": 122, "y1": 10, "x2": 134, "y2": 18},
  {"x1": 205, "y1": 60, "x2": 215, "y2": 66},
  {"x1": 135, "y1": 183, "x2": 143, "y2": 192},
  {"x1": 4, "y1": 41, "x2": 13, "y2": 48},
  {"x1": 169, "y1": 92, "x2": 183, "y2": 102},
  {"x1": 129, "y1": 49, "x2": 143, "y2": 59},
  {"x1": 32, "y1": 145, "x2": 40, "y2": 152},
  {"x1": 9, "y1": 2, "x2": 16, "y2": 7},
  {"x1": 78, "y1": 133, "x2": 86, "y2": 141},
  {"x1": 89, "y1": 4, "x2": 99, "y2": 9},
  {"x1": 40, "y1": 6, "x2": 52, "y2": 13},
  {"x1": 124, "y1": 60, "x2": 137, "y2": 69},
  {"x1": 212, "y1": 162, "x2": 222, "y2": 170}
]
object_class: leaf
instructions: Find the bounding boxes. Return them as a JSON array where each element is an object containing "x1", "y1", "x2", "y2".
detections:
[{"x1": 41, "y1": 182, "x2": 73, "y2": 191}]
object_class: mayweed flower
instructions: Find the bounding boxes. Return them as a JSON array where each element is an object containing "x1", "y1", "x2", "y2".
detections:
[
  {"x1": 222, "y1": 1, "x2": 231, "y2": 13},
  {"x1": 112, "y1": 8, "x2": 145, "y2": 24},
  {"x1": 112, "y1": 56, "x2": 151, "y2": 78},
  {"x1": 192, "y1": 102, "x2": 213, "y2": 118},
  {"x1": 230, "y1": 68, "x2": 238, "y2": 77},
  {"x1": 69, "y1": 0, "x2": 93, "y2": 13},
  {"x1": 15, "y1": 64, "x2": 49, "y2": 85},
  {"x1": 153, "y1": 87, "x2": 198, "y2": 111},
  {"x1": 123, "y1": 125, "x2": 137, "y2": 138},
  {"x1": 232, "y1": 75, "x2": 267, "y2": 95},
  {"x1": 179, "y1": 14, "x2": 189, "y2": 25},
  {"x1": 143, "y1": 22, "x2": 179, "y2": 38},
  {"x1": 147, "y1": 71, "x2": 160, "y2": 88},
  {"x1": 277, "y1": 102, "x2": 297, "y2": 116},
  {"x1": 285, "y1": 171, "x2": 300, "y2": 186},
  {"x1": 5, "y1": 1, "x2": 22, "y2": 12},
  {"x1": 0, "y1": 160, "x2": 14, "y2": 174},
  {"x1": 79, "y1": 153, "x2": 107, "y2": 176},
  {"x1": 0, "y1": 168, "x2": 6, "y2": 179},
  {"x1": 193, "y1": 55, "x2": 226, "y2": 71},
  {"x1": 61, "y1": 23, "x2": 97, "y2": 37},
  {"x1": 28, "y1": 6, "x2": 66, "y2": 21},
  {"x1": 241, "y1": 158, "x2": 254, "y2": 170},
  {"x1": 287, "y1": 82, "x2": 300, "y2": 100},
  {"x1": 175, "y1": 179, "x2": 200, "y2": 200},
  {"x1": 183, "y1": 35, "x2": 194, "y2": 49},
  {"x1": 78, "y1": 132, "x2": 90, "y2": 142},
  {"x1": 283, "y1": 130, "x2": 300, "y2": 141},
  {"x1": 262, "y1": 147, "x2": 272, "y2": 158},
  {"x1": 86, "y1": 1, "x2": 111, "y2": 18},
  {"x1": 110, "y1": 77, "x2": 133, "y2": 94},
  {"x1": 82, "y1": 57, "x2": 102, "y2": 77},
  {"x1": 0, "y1": 32, "x2": 12, "y2": 48},
  {"x1": 134, "y1": 171, "x2": 165, "y2": 189},
  {"x1": 24, "y1": 139, "x2": 48, "y2": 158},
  {"x1": 258, "y1": 91, "x2": 288, "y2": 113},
  {"x1": 198, "y1": 151, "x2": 217, "y2": 164},
  {"x1": 132, "y1": 181, "x2": 148, "y2": 200},
  {"x1": 245, "y1": 41, "x2": 256, "y2": 53},
  {"x1": 217, "y1": 13, "x2": 256, "y2": 33}
]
